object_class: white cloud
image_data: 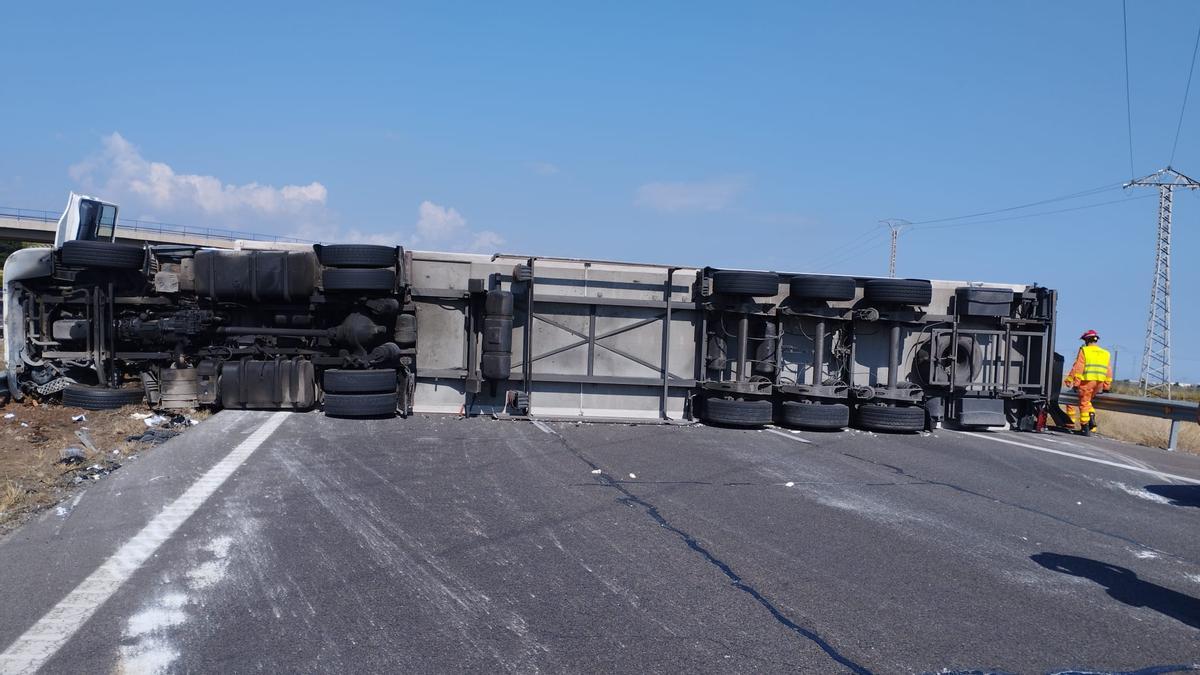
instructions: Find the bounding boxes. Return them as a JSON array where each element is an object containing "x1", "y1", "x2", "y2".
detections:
[
  {"x1": 415, "y1": 201, "x2": 467, "y2": 241},
  {"x1": 343, "y1": 201, "x2": 503, "y2": 253},
  {"x1": 69, "y1": 132, "x2": 327, "y2": 217},
  {"x1": 634, "y1": 176, "x2": 746, "y2": 213},
  {"x1": 527, "y1": 161, "x2": 560, "y2": 176}
]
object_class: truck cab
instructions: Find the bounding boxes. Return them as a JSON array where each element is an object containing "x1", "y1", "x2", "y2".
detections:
[{"x1": 54, "y1": 192, "x2": 119, "y2": 247}]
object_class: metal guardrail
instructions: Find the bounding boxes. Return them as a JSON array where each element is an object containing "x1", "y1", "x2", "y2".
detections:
[
  {"x1": 0, "y1": 206, "x2": 317, "y2": 245},
  {"x1": 1058, "y1": 390, "x2": 1198, "y2": 451}
]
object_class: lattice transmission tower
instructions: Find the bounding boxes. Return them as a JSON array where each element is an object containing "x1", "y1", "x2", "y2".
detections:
[
  {"x1": 1125, "y1": 167, "x2": 1200, "y2": 398},
  {"x1": 880, "y1": 219, "x2": 909, "y2": 278}
]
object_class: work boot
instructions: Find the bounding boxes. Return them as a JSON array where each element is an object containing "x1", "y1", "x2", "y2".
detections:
[
  {"x1": 1081, "y1": 414, "x2": 1093, "y2": 436},
  {"x1": 1088, "y1": 413, "x2": 1098, "y2": 433}
]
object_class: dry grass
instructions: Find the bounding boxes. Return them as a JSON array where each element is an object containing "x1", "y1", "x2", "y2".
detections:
[{"x1": 1096, "y1": 409, "x2": 1200, "y2": 454}]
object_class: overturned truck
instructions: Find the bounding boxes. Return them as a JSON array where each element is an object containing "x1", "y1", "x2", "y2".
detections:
[{"x1": 2, "y1": 194, "x2": 1058, "y2": 432}]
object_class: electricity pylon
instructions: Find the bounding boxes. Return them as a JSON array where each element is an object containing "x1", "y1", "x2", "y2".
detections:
[
  {"x1": 880, "y1": 219, "x2": 910, "y2": 278},
  {"x1": 1125, "y1": 167, "x2": 1200, "y2": 398}
]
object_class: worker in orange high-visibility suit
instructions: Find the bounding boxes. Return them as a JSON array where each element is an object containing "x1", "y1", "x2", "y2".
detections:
[{"x1": 1063, "y1": 329, "x2": 1112, "y2": 435}]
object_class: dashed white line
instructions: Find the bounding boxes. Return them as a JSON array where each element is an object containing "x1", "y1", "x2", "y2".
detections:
[
  {"x1": 0, "y1": 411, "x2": 290, "y2": 675},
  {"x1": 960, "y1": 431, "x2": 1200, "y2": 485},
  {"x1": 765, "y1": 428, "x2": 813, "y2": 445}
]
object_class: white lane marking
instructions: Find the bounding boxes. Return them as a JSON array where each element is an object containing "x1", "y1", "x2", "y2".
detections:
[
  {"x1": 766, "y1": 428, "x2": 812, "y2": 445},
  {"x1": 0, "y1": 412, "x2": 290, "y2": 675},
  {"x1": 1038, "y1": 435, "x2": 1085, "y2": 449},
  {"x1": 960, "y1": 431, "x2": 1200, "y2": 485},
  {"x1": 531, "y1": 420, "x2": 556, "y2": 435}
]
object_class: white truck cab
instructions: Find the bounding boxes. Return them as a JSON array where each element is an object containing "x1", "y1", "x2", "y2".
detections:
[{"x1": 54, "y1": 192, "x2": 120, "y2": 247}]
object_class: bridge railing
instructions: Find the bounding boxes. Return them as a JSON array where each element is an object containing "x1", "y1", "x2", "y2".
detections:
[
  {"x1": 0, "y1": 206, "x2": 317, "y2": 245},
  {"x1": 1058, "y1": 390, "x2": 1198, "y2": 451}
]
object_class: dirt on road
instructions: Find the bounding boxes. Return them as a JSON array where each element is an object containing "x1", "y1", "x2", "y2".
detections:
[{"x1": 0, "y1": 399, "x2": 209, "y2": 535}]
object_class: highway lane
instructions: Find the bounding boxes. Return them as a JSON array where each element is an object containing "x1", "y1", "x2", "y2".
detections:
[{"x1": 0, "y1": 411, "x2": 1198, "y2": 673}]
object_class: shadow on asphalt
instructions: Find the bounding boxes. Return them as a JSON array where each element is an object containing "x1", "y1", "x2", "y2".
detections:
[
  {"x1": 1030, "y1": 553, "x2": 1200, "y2": 630},
  {"x1": 1144, "y1": 485, "x2": 1200, "y2": 508}
]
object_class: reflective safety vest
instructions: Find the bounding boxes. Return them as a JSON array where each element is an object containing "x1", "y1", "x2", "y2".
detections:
[{"x1": 1079, "y1": 344, "x2": 1112, "y2": 382}]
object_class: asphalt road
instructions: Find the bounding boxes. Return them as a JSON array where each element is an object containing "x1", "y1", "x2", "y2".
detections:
[{"x1": 1, "y1": 410, "x2": 1199, "y2": 674}]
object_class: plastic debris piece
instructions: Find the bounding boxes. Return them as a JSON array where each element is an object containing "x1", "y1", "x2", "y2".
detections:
[
  {"x1": 130, "y1": 412, "x2": 152, "y2": 420},
  {"x1": 590, "y1": 469, "x2": 602, "y2": 474},
  {"x1": 126, "y1": 428, "x2": 181, "y2": 445},
  {"x1": 628, "y1": 473, "x2": 637, "y2": 479},
  {"x1": 3, "y1": 413, "x2": 13, "y2": 419},
  {"x1": 785, "y1": 481, "x2": 795, "y2": 487},
  {"x1": 143, "y1": 414, "x2": 168, "y2": 427},
  {"x1": 59, "y1": 447, "x2": 87, "y2": 464},
  {"x1": 75, "y1": 430, "x2": 99, "y2": 454},
  {"x1": 19, "y1": 422, "x2": 28, "y2": 427},
  {"x1": 71, "y1": 414, "x2": 86, "y2": 422}
]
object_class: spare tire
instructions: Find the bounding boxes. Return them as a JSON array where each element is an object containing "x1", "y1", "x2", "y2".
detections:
[
  {"x1": 712, "y1": 271, "x2": 780, "y2": 297},
  {"x1": 701, "y1": 397, "x2": 773, "y2": 427},
  {"x1": 62, "y1": 384, "x2": 145, "y2": 410},
  {"x1": 315, "y1": 244, "x2": 396, "y2": 268},
  {"x1": 789, "y1": 275, "x2": 856, "y2": 302},
  {"x1": 779, "y1": 401, "x2": 849, "y2": 430},
  {"x1": 60, "y1": 240, "x2": 145, "y2": 270},
  {"x1": 855, "y1": 404, "x2": 926, "y2": 433},
  {"x1": 322, "y1": 268, "x2": 396, "y2": 292},
  {"x1": 324, "y1": 392, "x2": 398, "y2": 417},
  {"x1": 863, "y1": 279, "x2": 933, "y2": 306},
  {"x1": 911, "y1": 335, "x2": 982, "y2": 386},
  {"x1": 323, "y1": 369, "x2": 397, "y2": 394}
]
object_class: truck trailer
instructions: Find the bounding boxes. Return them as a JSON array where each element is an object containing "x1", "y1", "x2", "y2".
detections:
[{"x1": 1, "y1": 193, "x2": 1059, "y2": 432}]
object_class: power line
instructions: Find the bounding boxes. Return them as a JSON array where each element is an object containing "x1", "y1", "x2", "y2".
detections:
[
  {"x1": 1123, "y1": 0, "x2": 1136, "y2": 178},
  {"x1": 905, "y1": 182, "x2": 1125, "y2": 226},
  {"x1": 813, "y1": 229, "x2": 889, "y2": 273},
  {"x1": 1169, "y1": 17, "x2": 1200, "y2": 166},
  {"x1": 913, "y1": 193, "x2": 1154, "y2": 231}
]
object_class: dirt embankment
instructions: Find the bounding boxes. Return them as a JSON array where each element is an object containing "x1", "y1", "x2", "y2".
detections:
[{"x1": 0, "y1": 400, "x2": 210, "y2": 535}]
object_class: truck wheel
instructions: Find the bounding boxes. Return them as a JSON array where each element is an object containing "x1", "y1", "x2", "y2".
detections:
[
  {"x1": 789, "y1": 275, "x2": 856, "y2": 302},
  {"x1": 323, "y1": 369, "x2": 397, "y2": 394},
  {"x1": 701, "y1": 397, "x2": 773, "y2": 427},
  {"x1": 779, "y1": 401, "x2": 849, "y2": 430},
  {"x1": 863, "y1": 279, "x2": 932, "y2": 306},
  {"x1": 855, "y1": 403, "x2": 926, "y2": 433},
  {"x1": 315, "y1": 244, "x2": 396, "y2": 268},
  {"x1": 60, "y1": 240, "x2": 145, "y2": 270},
  {"x1": 712, "y1": 271, "x2": 780, "y2": 297},
  {"x1": 62, "y1": 384, "x2": 146, "y2": 410},
  {"x1": 324, "y1": 392, "x2": 398, "y2": 417},
  {"x1": 322, "y1": 268, "x2": 396, "y2": 292}
]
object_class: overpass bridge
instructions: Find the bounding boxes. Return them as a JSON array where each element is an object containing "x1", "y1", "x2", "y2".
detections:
[{"x1": 0, "y1": 206, "x2": 316, "y2": 249}]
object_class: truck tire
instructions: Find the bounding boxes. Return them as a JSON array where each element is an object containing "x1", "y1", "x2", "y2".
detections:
[
  {"x1": 323, "y1": 369, "x2": 397, "y2": 394},
  {"x1": 324, "y1": 392, "x2": 398, "y2": 417},
  {"x1": 712, "y1": 271, "x2": 780, "y2": 297},
  {"x1": 60, "y1": 240, "x2": 145, "y2": 270},
  {"x1": 779, "y1": 401, "x2": 849, "y2": 430},
  {"x1": 62, "y1": 384, "x2": 146, "y2": 410},
  {"x1": 863, "y1": 279, "x2": 932, "y2": 306},
  {"x1": 789, "y1": 275, "x2": 856, "y2": 302},
  {"x1": 701, "y1": 397, "x2": 773, "y2": 427},
  {"x1": 855, "y1": 403, "x2": 926, "y2": 433},
  {"x1": 322, "y1": 268, "x2": 396, "y2": 292},
  {"x1": 315, "y1": 244, "x2": 396, "y2": 268}
]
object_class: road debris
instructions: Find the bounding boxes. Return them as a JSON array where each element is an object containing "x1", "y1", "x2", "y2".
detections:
[
  {"x1": 59, "y1": 447, "x2": 86, "y2": 465},
  {"x1": 591, "y1": 469, "x2": 602, "y2": 474},
  {"x1": 71, "y1": 414, "x2": 86, "y2": 423}
]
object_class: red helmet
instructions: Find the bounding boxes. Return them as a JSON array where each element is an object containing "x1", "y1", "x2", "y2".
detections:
[{"x1": 1080, "y1": 329, "x2": 1100, "y2": 340}]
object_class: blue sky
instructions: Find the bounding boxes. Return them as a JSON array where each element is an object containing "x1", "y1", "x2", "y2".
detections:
[{"x1": 2, "y1": 1, "x2": 1199, "y2": 380}]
